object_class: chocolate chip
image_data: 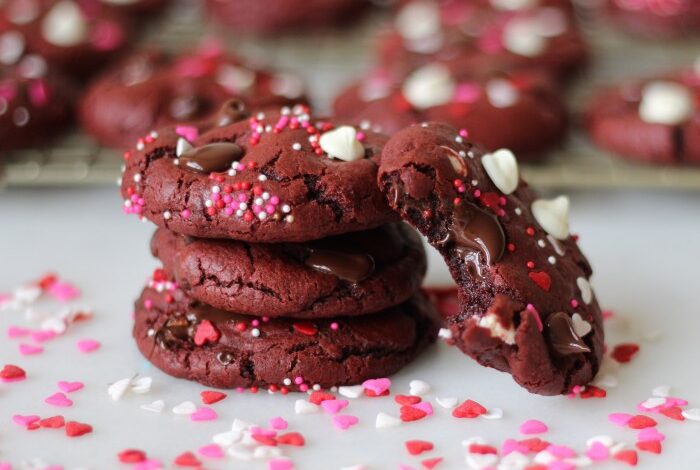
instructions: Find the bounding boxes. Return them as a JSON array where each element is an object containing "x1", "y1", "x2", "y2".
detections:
[
  {"x1": 546, "y1": 312, "x2": 591, "y2": 355},
  {"x1": 179, "y1": 142, "x2": 244, "y2": 173}
]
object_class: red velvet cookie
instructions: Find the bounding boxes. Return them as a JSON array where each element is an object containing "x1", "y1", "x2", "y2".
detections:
[
  {"x1": 333, "y1": 63, "x2": 567, "y2": 157},
  {"x1": 152, "y1": 223, "x2": 426, "y2": 318},
  {"x1": 606, "y1": 0, "x2": 700, "y2": 38},
  {"x1": 584, "y1": 63, "x2": 700, "y2": 165},
  {"x1": 133, "y1": 280, "x2": 440, "y2": 391},
  {"x1": 378, "y1": 122, "x2": 604, "y2": 395},
  {"x1": 380, "y1": 0, "x2": 587, "y2": 81},
  {"x1": 120, "y1": 104, "x2": 398, "y2": 243},
  {"x1": 204, "y1": 0, "x2": 371, "y2": 33},
  {"x1": 0, "y1": 0, "x2": 131, "y2": 77},
  {"x1": 79, "y1": 46, "x2": 305, "y2": 149}
]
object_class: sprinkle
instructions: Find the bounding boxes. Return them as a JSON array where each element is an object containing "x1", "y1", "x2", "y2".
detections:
[
  {"x1": 294, "y1": 399, "x2": 319, "y2": 415},
  {"x1": 435, "y1": 397, "x2": 458, "y2": 409},
  {"x1": 190, "y1": 406, "x2": 217, "y2": 422},
  {"x1": 405, "y1": 440, "x2": 434, "y2": 456},
  {"x1": 65, "y1": 420, "x2": 92, "y2": 437},
  {"x1": 197, "y1": 443, "x2": 224, "y2": 458},
  {"x1": 376, "y1": 412, "x2": 401, "y2": 429},
  {"x1": 338, "y1": 385, "x2": 364, "y2": 399},
  {"x1": 172, "y1": 401, "x2": 197, "y2": 415},
  {"x1": 201, "y1": 390, "x2": 227, "y2": 405},
  {"x1": 452, "y1": 400, "x2": 487, "y2": 418},
  {"x1": 612, "y1": 343, "x2": 640, "y2": 363},
  {"x1": 140, "y1": 400, "x2": 165, "y2": 413},
  {"x1": 409, "y1": 379, "x2": 431, "y2": 396},
  {"x1": 362, "y1": 377, "x2": 391, "y2": 396},
  {"x1": 108, "y1": 377, "x2": 133, "y2": 401},
  {"x1": 45, "y1": 392, "x2": 73, "y2": 407},
  {"x1": 332, "y1": 414, "x2": 359, "y2": 430},
  {"x1": 321, "y1": 399, "x2": 349, "y2": 415},
  {"x1": 118, "y1": 449, "x2": 147, "y2": 464},
  {"x1": 19, "y1": 343, "x2": 43, "y2": 355},
  {"x1": 519, "y1": 419, "x2": 548, "y2": 435},
  {"x1": 76, "y1": 339, "x2": 100, "y2": 353},
  {"x1": 12, "y1": 414, "x2": 40, "y2": 427},
  {"x1": 1, "y1": 364, "x2": 26, "y2": 382}
]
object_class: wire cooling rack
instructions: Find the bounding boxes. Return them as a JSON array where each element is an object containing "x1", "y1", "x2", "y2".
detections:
[{"x1": 2, "y1": 0, "x2": 699, "y2": 189}]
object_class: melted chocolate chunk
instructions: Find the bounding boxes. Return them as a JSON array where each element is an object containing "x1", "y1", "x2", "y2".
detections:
[
  {"x1": 179, "y1": 142, "x2": 244, "y2": 173},
  {"x1": 546, "y1": 312, "x2": 591, "y2": 355},
  {"x1": 304, "y1": 248, "x2": 375, "y2": 282},
  {"x1": 214, "y1": 99, "x2": 249, "y2": 127},
  {"x1": 217, "y1": 351, "x2": 234, "y2": 365}
]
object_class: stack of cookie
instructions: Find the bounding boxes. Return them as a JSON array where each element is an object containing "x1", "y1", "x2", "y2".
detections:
[{"x1": 120, "y1": 102, "x2": 440, "y2": 392}]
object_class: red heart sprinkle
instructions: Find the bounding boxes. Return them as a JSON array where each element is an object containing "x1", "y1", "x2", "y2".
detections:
[
  {"x1": 528, "y1": 271, "x2": 551, "y2": 291},
  {"x1": 292, "y1": 322, "x2": 317, "y2": 336},
  {"x1": 452, "y1": 399, "x2": 487, "y2": 419},
  {"x1": 277, "y1": 432, "x2": 305, "y2": 447},
  {"x1": 253, "y1": 434, "x2": 277, "y2": 446},
  {"x1": 469, "y1": 444, "x2": 498, "y2": 455},
  {"x1": 636, "y1": 440, "x2": 662, "y2": 454},
  {"x1": 309, "y1": 391, "x2": 335, "y2": 405},
  {"x1": 27, "y1": 422, "x2": 41, "y2": 431},
  {"x1": 118, "y1": 449, "x2": 147, "y2": 463},
  {"x1": 580, "y1": 385, "x2": 607, "y2": 399},
  {"x1": 660, "y1": 406, "x2": 685, "y2": 421},
  {"x1": 193, "y1": 320, "x2": 220, "y2": 346},
  {"x1": 422, "y1": 457, "x2": 443, "y2": 469},
  {"x1": 200, "y1": 390, "x2": 227, "y2": 405},
  {"x1": 400, "y1": 405, "x2": 428, "y2": 422},
  {"x1": 614, "y1": 449, "x2": 638, "y2": 466},
  {"x1": 406, "y1": 440, "x2": 433, "y2": 455},
  {"x1": 364, "y1": 388, "x2": 390, "y2": 397},
  {"x1": 395, "y1": 394, "x2": 421, "y2": 406},
  {"x1": 519, "y1": 438, "x2": 550, "y2": 453},
  {"x1": 611, "y1": 343, "x2": 640, "y2": 363},
  {"x1": 173, "y1": 451, "x2": 201, "y2": 467},
  {"x1": 0, "y1": 364, "x2": 26, "y2": 380},
  {"x1": 40, "y1": 415, "x2": 65, "y2": 428},
  {"x1": 628, "y1": 415, "x2": 657, "y2": 429},
  {"x1": 65, "y1": 421, "x2": 92, "y2": 437}
]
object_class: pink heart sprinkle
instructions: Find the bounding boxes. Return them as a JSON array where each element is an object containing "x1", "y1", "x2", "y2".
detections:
[
  {"x1": 7, "y1": 326, "x2": 30, "y2": 338},
  {"x1": 638, "y1": 428, "x2": 666, "y2": 442},
  {"x1": 197, "y1": 443, "x2": 224, "y2": 458},
  {"x1": 77, "y1": 339, "x2": 100, "y2": 353},
  {"x1": 0, "y1": 463, "x2": 12, "y2": 470},
  {"x1": 519, "y1": 419, "x2": 548, "y2": 435},
  {"x1": 191, "y1": 407, "x2": 217, "y2": 422},
  {"x1": 547, "y1": 444, "x2": 576, "y2": 458},
  {"x1": 398, "y1": 465, "x2": 416, "y2": 470},
  {"x1": 586, "y1": 442, "x2": 610, "y2": 461},
  {"x1": 58, "y1": 381, "x2": 84, "y2": 393},
  {"x1": 269, "y1": 416, "x2": 288, "y2": 430},
  {"x1": 45, "y1": 392, "x2": 73, "y2": 407},
  {"x1": 250, "y1": 426, "x2": 277, "y2": 437},
  {"x1": 19, "y1": 343, "x2": 43, "y2": 355},
  {"x1": 666, "y1": 397, "x2": 689, "y2": 407},
  {"x1": 362, "y1": 377, "x2": 391, "y2": 395},
  {"x1": 268, "y1": 458, "x2": 294, "y2": 470},
  {"x1": 175, "y1": 125, "x2": 199, "y2": 142},
  {"x1": 134, "y1": 459, "x2": 162, "y2": 470},
  {"x1": 332, "y1": 414, "x2": 359, "y2": 430},
  {"x1": 502, "y1": 438, "x2": 528, "y2": 456},
  {"x1": 321, "y1": 399, "x2": 349, "y2": 415},
  {"x1": 412, "y1": 401, "x2": 433, "y2": 416},
  {"x1": 549, "y1": 462, "x2": 575, "y2": 470},
  {"x1": 47, "y1": 282, "x2": 80, "y2": 302},
  {"x1": 31, "y1": 330, "x2": 57, "y2": 343},
  {"x1": 12, "y1": 414, "x2": 40, "y2": 427},
  {"x1": 608, "y1": 412, "x2": 633, "y2": 426}
]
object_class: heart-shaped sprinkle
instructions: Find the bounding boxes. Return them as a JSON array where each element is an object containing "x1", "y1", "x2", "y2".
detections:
[
  {"x1": 435, "y1": 397, "x2": 458, "y2": 409},
  {"x1": 376, "y1": 412, "x2": 401, "y2": 429},
  {"x1": 402, "y1": 64, "x2": 456, "y2": 109},
  {"x1": 12, "y1": 414, "x2": 40, "y2": 427},
  {"x1": 294, "y1": 399, "x2": 319, "y2": 415},
  {"x1": 639, "y1": 81, "x2": 694, "y2": 125},
  {"x1": 519, "y1": 419, "x2": 548, "y2": 435},
  {"x1": 628, "y1": 415, "x2": 657, "y2": 429},
  {"x1": 268, "y1": 459, "x2": 294, "y2": 470},
  {"x1": 175, "y1": 125, "x2": 199, "y2": 142},
  {"x1": 190, "y1": 406, "x2": 217, "y2": 422},
  {"x1": 400, "y1": 405, "x2": 428, "y2": 422},
  {"x1": 19, "y1": 343, "x2": 43, "y2": 355},
  {"x1": 174, "y1": 451, "x2": 201, "y2": 467},
  {"x1": 395, "y1": 394, "x2": 422, "y2": 406},
  {"x1": 176, "y1": 137, "x2": 193, "y2": 158},
  {"x1": 421, "y1": 457, "x2": 443, "y2": 469},
  {"x1": 108, "y1": 377, "x2": 132, "y2": 401},
  {"x1": 201, "y1": 390, "x2": 227, "y2": 405},
  {"x1": 452, "y1": 400, "x2": 487, "y2": 419},
  {"x1": 612, "y1": 343, "x2": 640, "y2": 363},
  {"x1": 40, "y1": 415, "x2": 65, "y2": 428},
  {"x1": 609, "y1": 413, "x2": 633, "y2": 426},
  {"x1": 660, "y1": 406, "x2": 685, "y2": 421},
  {"x1": 321, "y1": 399, "x2": 349, "y2": 415},
  {"x1": 409, "y1": 379, "x2": 431, "y2": 396},
  {"x1": 1, "y1": 364, "x2": 26, "y2": 382},
  {"x1": 213, "y1": 430, "x2": 241, "y2": 447},
  {"x1": 483, "y1": 408, "x2": 504, "y2": 420},
  {"x1": 7, "y1": 326, "x2": 30, "y2": 338},
  {"x1": 640, "y1": 397, "x2": 666, "y2": 410},
  {"x1": 172, "y1": 401, "x2": 197, "y2": 415},
  {"x1": 528, "y1": 271, "x2": 551, "y2": 291},
  {"x1": 636, "y1": 440, "x2": 662, "y2": 454},
  {"x1": 576, "y1": 277, "x2": 593, "y2": 304},
  {"x1": 193, "y1": 320, "x2": 220, "y2": 346},
  {"x1": 65, "y1": 420, "x2": 92, "y2": 437},
  {"x1": 481, "y1": 149, "x2": 519, "y2": 195},
  {"x1": 277, "y1": 432, "x2": 305, "y2": 447},
  {"x1": 531, "y1": 196, "x2": 570, "y2": 240},
  {"x1": 571, "y1": 313, "x2": 592, "y2": 337},
  {"x1": 57, "y1": 380, "x2": 83, "y2": 393},
  {"x1": 338, "y1": 385, "x2": 364, "y2": 399},
  {"x1": 76, "y1": 339, "x2": 100, "y2": 353},
  {"x1": 681, "y1": 408, "x2": 700, "y2": 421},
  {"x1": 118, "y1": 449, "x2": 146, "y2": 464},
  {"x1": 269, "y1": 416, "x2": 288, "y2": 430},
  {"x1": 309, "y1": 391, "x2": 335, "y2": 404},
  {"x1": 412, "y1": 401, "x2": 434, "y2": 416},
  {"x1": 319, "y1": 126, "x2": 365, "y2": 162},
  {"x1": 613, "y1": 449, "x2": 638, "y2": 466},
  {"x1": 638, "y1": 427, "x2": 665, "y2": 442},
  {"x1": 45, "y1": 392, "x2": 73, "y2": 407},
  {"x1": 140, "y1": 400, "x2": 165, "y2": 413},
  {"x1": 197, "y1": 443, "x2": 224, "y2": 458},
  {"x1": 405, "y1": 440, "x2": 433, "y2": 456},
  {"x1": 362, "y1": 378, "x2": 391, "y2": 396},
  {"x1": 332, "y1": 414, "x2": 359, "y2": 430},
  {"x1": 130, "y1": 376, "x2": 152, "y2": 394},
  {"x1": 586, "y1": 442, "x2": 610, "y2": 461}
]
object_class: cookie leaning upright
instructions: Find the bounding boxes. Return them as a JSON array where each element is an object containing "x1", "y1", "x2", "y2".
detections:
[
  {"x1": 378, "y1": 122, "x2": 604, "y2": 395},
  {"x1": 119, "y1": 104, "x2": 398, "y2": 243}
]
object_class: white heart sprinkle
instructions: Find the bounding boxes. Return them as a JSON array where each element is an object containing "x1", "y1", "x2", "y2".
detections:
[
  {"x1": 338, "y1": 385, "x2": 364, "y2": 399},
  {"x1": 500, "y1": 451, "x2": 530, "y2": 467},
  {"x1": 41, "y1": 317, "x2": 67, "y2": 334},
  {"x1": 172, "y1": 400, "x2": 197, "y2": 415},
  {"x1": 253, "y1": 446, "x2": 282, "y2": 459},
  {"x1": 41, "y1": 0, "x2": 88, "y2": 47},
  {"x1": 532, "y1": 196, "x2": 570, "y2": 240},
  {"x1": 586, "y1": 435, "x2": 615, "y2": 448},
  {"x1": 652, "y1": 385, "x2": 671, "y2": 397},
  {"x1": 232, "y1": 418, "x2": 253, "y2": 432},
  {"x1": 409, "y1": 379, "x2": 431, "y2": 397},
  {"x1": 639, "y1": 81, "x2": 695, "y2": 125},
  {"x1": 213, "y1": 430, "x2": 242, "y2": 447},
  {"x1": 682, "y1": 408, "x2": 700, "y2": 421},
  {"x1": 436, "y1": 396, "x2": 458, "y2": 409},
  {"x1": 319, "y1": 126, "x2": 365, "y2": 162},
  {"x1": 107, "y1": 377, "x2": 133, "y2": 401},
  {"x1": 482, "y1": 407, "x2": 504, "y2": 420},
  {"x1": 140, "y1": 400, "x2": 165, "y2": 413},
  {"x1": 466, "y1": 453, "x2": 498, "y2": 469},
  {"x1": 375, "y1": 412, "x2": 401, "y2": 429},
  {"x1": 640, "y1": 397, "x2": 666, "y2": 409},
  {"x1": 130, "y1": 376, "x2": 152, "y2": 394},
  {"x1": 481, "y1": 149, "x2": 519, "y2": 195},
  {"x1": 571, "y1": 313, "x2": 592, "y2": 338},
  {"x1": 176, "y1": 137, "x2": 193, "y2": 157},
  {"x1": 294, "y1": 399, "x2": 320, "y2": 415},
  {"x1": 402, "y1": 63, "x2": 455, "y2": 110},
  {"x1": 227, "y1": 445, "x2": 254, "y2": 461},
  {"x1": 577, "y1": 277, "x2": 593, "y2": 304}
]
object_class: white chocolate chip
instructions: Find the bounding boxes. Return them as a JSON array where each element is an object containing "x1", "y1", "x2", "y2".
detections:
[
  {"x1": 639, "y1": 80, "x2": 695, "y2": 125},
  {"x1": 532, "y1": 196, "x2": 570, "y2": 240},
  {"x1": 481, "y1": 148, "x2": 519, "y2": 194},
  {"x1": 319, "y1": 126, "x2": 365, "y2": 161},
  {"x1": 577, "y1": 277, "x2": 593, "y2": 304},
  {"x1": 402, "y1": 64, "x2": 456, "y2": 109},
  {"x1": 477, "y1": 313, "x2": 515, "y2": 345}
]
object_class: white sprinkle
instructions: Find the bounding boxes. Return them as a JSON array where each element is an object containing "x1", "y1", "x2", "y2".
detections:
[
  {"x1": 409, "y1": 379, "x2": 431, "y2": 397},
  {"x1": 285, "y1": 215, "x2": 294, "y2": 223},
  {"x1": 548, "y1": 256, "x2": 556, "y2": 264},
  {"x1": 436, "y1": 397, "x2": 458, "y2": 409},
  {"x1": 163, "y1": 211, "x2": 172, "y2": 220},
  {"x1": 251, "y1": 328, "x2": 260, "y2": 337},
  {"x1": 133, "y1": 173, "x2": 142, "y2": 183},
  {"x1": 438, "y1": 328, "x2": 452, "y2": 339},
  {"x1": 107, "y1": 377, "x2": 133, "y2": 401},
  {"x1": 205, "y1": 200, "x2": 213, "y2": 208},
  {"x1": 652, "y1": 385, "x2": 671, "y2": 397},
  {"x1": 294, "y1": 399, "x2": 320, "y2": 415},
  {"x1": 482, "y1": 407, "x2": 504, "y2": 420},
  {"x1": 292, "y1": 143, "x2": 302, "y2": 151},
  {"x1": 375, "y1": 412, "x2": 401, "y2": 429},
  {"x1": 283, "y1": 378, "x2": 292, "y2": 386},
  {"x1": 281, "y1": 204, "x2": 291, "y2": 213},
  {"x1": 258, "y1": 174, "x2": 267, "y2": 181},
  {"x1": 140, "y1": 400, "x2": 165, "y2": 413},
  {"x1": 172, "y1": 401, "x2": 197, "y2": 415},
  {"x1": 681, "y1": 408, "x2": 700, "y2": 421},
  {"x1": 262, "y1": 192, "x2": 270, "y2": 200},
  {"x1": 258, "y1": 212, "x2": 267, "y2": 221},
  {"x1": 537, "y1": 239, "x2": 546, "y2": 248},
  {"x1": 212, "y1": 185, "x2": 221, "y2": 194},
  {"x1": 338, "y1": 385, "x2": 364, "y2": 399}
]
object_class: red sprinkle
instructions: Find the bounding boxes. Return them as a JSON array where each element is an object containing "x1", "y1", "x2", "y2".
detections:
[
  {"x1": 628, "y1": 415, "x2": 657, "y2": 429},
  {"x1": 406, "y1": 440, "x2": 434, "y2": 456},
  {"x1": 200, "y1": 390, "x2": 227, "y2": 405},
  {"x1": 65, "y1": 421, "x2": 92, "y2": 437},
  {"x1": 422, "y1": 457, "x2": 443, "y2": 469},
  {"x1": 452, "y1": 399, "x2": 487, "y2": 419},
  {"x1": 193, "y1": 320, "x2": 220, "y2": 346},
  {"x1": 636, "y1": 440, "x2": 662, "y2": 454},
  {"x1": 395, "y1": 394, "x2": 422, "y2": 406},
  {"x1": 400, "y1": 405, "x2": 428, "y2": 422},
  {"x1": 40, "y1": 415, "x2": 65, "y2": 429},
  {"x1": 118, "y1": 449, "x2": 147, "y2": 464},
  {"x1": 612, "y1": 343, "x2": 640, "y2": 363},
  {"x1": 292, "y1": 322, "x2": 318, "y2": 336},
  {"x1": 0, "y1": 364, "x2": 26, "y2": 381},
  {"x1": 528, "y1": 271, "x2": 552, "y2": 292},
  {"x1": 277, "y1": 432, "x2": 305, "y2": 447},
  {"x1": 173, "y1": 451, "x2": 201, "y2": 467},
  {"x1": 309, "y1": 391, "x2": 335, "y2": 405},
  {"x1": 614, "y1": 449, "x2": 639, "y2": 466}
]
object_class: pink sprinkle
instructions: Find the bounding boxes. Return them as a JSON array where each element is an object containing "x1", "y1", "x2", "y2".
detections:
[
  {"x1": 47, "y1": 282, "x2": 80, "y2": 302},
  {"x1": 332, "y1": 414, "x2": 359, "y2": 430},
  {"x1": 454, "y1": 83, "x2": 481, "y2": 103},
  {"x1": 412, "y1": 401, "x2": 433, "y2": 416},
  {"x1": 609, "y1": 413, "x2": 633, "y2": 426},
  {"x1": 181, "y1": 209, "x2": 191, "y2": 219},
  {"x1": 268, "y1": 458, "x2": 294, "y2": 470},
  {"x1": 362, "y1": 377, "x2": 391, "y2": 395},
  {"x1": 525, "y1": 304, "x2": 544, "y2": 332},
  {"x1": 321, "y1": 399, "x2": 349, "y2": 415},
  {"x1": 45, "y1": 392, "x2": 73, "y2": 407},
  {"x1": 175, "y1": 126, "x2": 199, "y2": 142},
  {"x1": 519, "y1": 419, "x2": 548, "y2": 435},
  {"x1": 586, "y1": 442, "x2": 610, "y2": 461},
  {"x1": 190, "y1": 407, "x2": 217, "y2": 422},
  {"x1": 134, "y1": 460, "x2": 162, "y2": 470},
  {"x1": 12, "y1": 414, "x2": 40, "y2": 427},
  {"x1": 502, "y1": 439, "x2": 528, "y2": 456},
  {"x1": 91, "y1": 20, "x2": 124, "y2": 50},
  {"x1": 638, "y1": 428, "x2": 666, "y2": 442},
  {"x1": 19, "y1": 343, "x2": 43, "y2": 355},
  {"x1": 549, "y1": 462, "x2": 575, "y2": 470},
  {"x1": 144, "y1": 299, "x2": 153, "y2": 309},
  {"x1": 197, "y1": 443, "x2": 224, "y2": 459},
  {"x1": 57, "y1": 381, "x2": 84, "y2": 393},
  {"x1": 31, "y1": 330, "x2": 57, "y2": 343},
  {"x1": 28, "y1": 80, "x2": 49, "y2": 107},
  {"x1": 547, "y1": 445, "x2": 576, "y2": 459},
  {"x1": 270, "y1": 416, "x2": 288, "y2": 430},
  {"x1": 250, "y1": 426, "x2": 276, "y2": 437},
  {"x1": 77, "y1": 339, "x2": 100, "y2": 353},
  {"x1": 330, "y1": 322, "x2": 339, "y2": 330},
  {"x1": 7, "y1": 326, "x2": 30, "y2": 338}
]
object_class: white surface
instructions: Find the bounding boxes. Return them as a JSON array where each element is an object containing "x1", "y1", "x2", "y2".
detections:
[{"x1": 1, "y1": 188, "x2": 700, "y2": 469}]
